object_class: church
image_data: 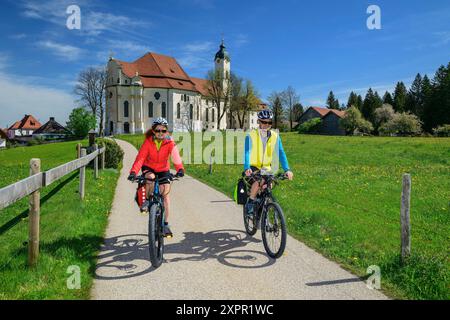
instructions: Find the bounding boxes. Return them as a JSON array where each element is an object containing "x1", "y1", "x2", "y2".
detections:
[{"x1": 105, "y1": 41, "x2": 261, "y2": 135}]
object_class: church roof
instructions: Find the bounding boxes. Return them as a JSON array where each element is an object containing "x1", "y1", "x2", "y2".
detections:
[
  {"x1": 33, "y1": 117, "x2": 70, "y2": 135},
  {"x1": 8, "y1": 115, "x2": 42, "y2": 130},
  {"x1": 214, "y1": 40, "x2": 230, "y2": 61},
  {"x1": 115, "y1": 52, "x2": 202, "y2": 93}
]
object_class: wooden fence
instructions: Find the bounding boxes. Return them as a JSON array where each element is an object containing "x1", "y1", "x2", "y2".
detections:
[{"x1": 0, "y1": 143, "x2": 106, "y2": 266}]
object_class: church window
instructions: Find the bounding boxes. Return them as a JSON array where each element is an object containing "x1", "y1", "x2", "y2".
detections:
[
  {"x1": 189, "y1": 104, "x2": 193, "y2": 120},
  {"x1": 124, "y1": 101, "x2": 129, "y2": 117},
  {"x1": 162, "y1": 102, "x2": 167, "y2": 118},
  {"x1": 197, "y1": 105, "x2": 199, "y2": 120},
  {"x1": 154, "y1": 92, "x2": 161, "y2": 100},
  {"x1": 148, "y1": 102, "x2": 153, "y2": 117},
  {"x1": 177, "y1": 103, "x2": 181, "y2": 119},
  {"x1": 206, "y1": 109, "x2": 209, "y2": 122}
]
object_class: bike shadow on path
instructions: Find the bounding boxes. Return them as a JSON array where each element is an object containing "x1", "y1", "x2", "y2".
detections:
[{"x1": 94, "y1": 229, "x2": 276, "y2": 280}]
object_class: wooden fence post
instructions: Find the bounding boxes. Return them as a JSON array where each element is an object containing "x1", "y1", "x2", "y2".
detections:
[
  {"x1": 76, "y1": 143, "x2": 81, "y2": 159},
  {"x1": 100, "y1": 146, "x2": 105, "y2": 170},
  {"x1": 79, "y1": 149, "x2": 86, "y2": 200},
  {"x1": 93, "y1": 144, "x2": 98, "y2": 179},
  {"x1": 28, "y1": 158, "x2": 41, "y2": 267},
  {"x1": 401, "y1": 173, "x2": 411, "y2": 262}
]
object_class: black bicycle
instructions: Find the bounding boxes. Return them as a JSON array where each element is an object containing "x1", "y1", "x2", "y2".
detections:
[
  {"x1": 132, "y1": 173, "x2": 181, "y2": 268},
  {"x1": 243, "y1": 171, "x2": 288, "y2": 259}
]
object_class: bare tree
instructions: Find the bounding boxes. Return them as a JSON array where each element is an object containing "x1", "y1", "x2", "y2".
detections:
[
  {"x1": 74, "y1": 67, "x2": 107, "y2": 136},
  {"x1": 267, "y1": 91, "x2": 284, "y2": 129},
  {"x1": 281, "y1": 86, "x2": 300, "y2": 131},
  {"x1": 206, "y1": 69, "x2": 232, "y2": 130}
]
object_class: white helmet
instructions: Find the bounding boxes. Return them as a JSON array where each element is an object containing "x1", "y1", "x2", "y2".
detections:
[
  {"x1": 152, "y1": 117, "x2": 168, "y2": 126},
  {"x1": 257, "y1": 110, "x2": 273, "y2": 121}
]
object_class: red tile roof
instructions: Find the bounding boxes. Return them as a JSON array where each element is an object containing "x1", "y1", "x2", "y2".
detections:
[
  {"x1": 327, "y1": 109, "x2": 346, "y2": 118},
  {"x1": 8, "y1": 115, "x2": 42, "y2": 130},
  {"x1": 115, "y1": 52, "x2": 202, "y2": 93},
  {"x1": 190, "y1": 77, "x2": 211, "y2": 96},
  {"x1": 311, "y1": 107, "x2": 331, "y2": 117}
]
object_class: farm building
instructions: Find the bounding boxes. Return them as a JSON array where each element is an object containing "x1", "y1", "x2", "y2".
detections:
[
  {"x1": 297, "y1": 107, "x2": 347, "y2": 136},
  {"x1": 7, "y1": 114, "x2": 42, "y2": 142},
  {"x1": 32, "y1": 117, "x2": 71, "y2": 141}
]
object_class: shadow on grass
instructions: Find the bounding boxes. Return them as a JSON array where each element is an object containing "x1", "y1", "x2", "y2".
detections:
[{"x1": 0, "y1": 172, "x2": 79, "y2": 236}]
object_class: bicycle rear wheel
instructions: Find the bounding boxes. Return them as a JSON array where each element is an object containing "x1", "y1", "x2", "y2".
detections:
[
  {"x1": 261, "y1": 202, "x2": 287, "y2": 259},
  {"x1": 243, "y1": 204, "x2": 257, "y2": 236},
  {"x1": 148, "y1": 204, "x2": 164, "y2": 268}
]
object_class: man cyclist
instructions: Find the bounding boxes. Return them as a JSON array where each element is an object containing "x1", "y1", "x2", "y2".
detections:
[
  {"x1": 243, "y1": 110, "x2": 294, "y2": 216},
  {"x1": 127, "y1": 117, "x2": 184, "y2": 237}
]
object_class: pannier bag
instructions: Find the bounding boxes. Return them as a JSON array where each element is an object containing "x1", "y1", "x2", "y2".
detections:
[
  {"x1": 234, "y1": 178, "x2": 248, "y2": 205},
  {"x1": 135, "y1": 183, "x2": 147, "y2": 207}
]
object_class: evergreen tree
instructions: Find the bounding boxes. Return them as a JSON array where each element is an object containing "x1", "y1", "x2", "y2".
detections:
[
  {"x1": 405, "y1": 73, "x2": 423, "y2": 116},
  {"x1": 362, "y1": 88, "x2": 382, "y2": 123},
  {"x1": 393, "y1": 81, "x2": 408, "y2": 112},
  {"x1": 356, "y1": 95, "x2": 363, "y2": 110},
  {"x1": 383, "y1": 91, "x2": 394, "y2": 105},
  {"x1": 326, "y1": 91, "x2": 340, "y2": 109},
  {"x1": 423, "y1": 64, "x2": 450, "y2": 132},
  {"x1": 347, "y1": 91, "x2": 359, "y2": 108}
]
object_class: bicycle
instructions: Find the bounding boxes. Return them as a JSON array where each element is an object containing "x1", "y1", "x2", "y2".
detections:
[
  {"x1": 243, "y1": 171, "x2": 288, "y2": 259},
  {"x1": 131, "y1": 172, "x2": 181, "y2": 268}
]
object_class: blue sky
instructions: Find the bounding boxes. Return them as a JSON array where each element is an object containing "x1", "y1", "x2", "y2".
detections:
[{"x1": 1, "y1": 0, "x2": 449, "y2": 127}]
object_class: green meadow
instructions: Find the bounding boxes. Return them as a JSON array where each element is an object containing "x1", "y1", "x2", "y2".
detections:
[
  {"x1": 0, "y1": 141, "x2": 120, "y2": 299},
  {"x1": 117, "y1": 133, "x2": 450, "y2": 300}
]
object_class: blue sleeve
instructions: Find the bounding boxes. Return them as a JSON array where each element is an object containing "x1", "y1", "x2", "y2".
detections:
[
  {"x1": 244, "y1": 134, "x2": 251, "y2": 170},
  {"x1": 278, "y1": 137, "x2": 290, "y2": 172}
]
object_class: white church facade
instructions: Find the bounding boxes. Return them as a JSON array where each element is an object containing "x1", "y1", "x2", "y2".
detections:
[{"x1": 105, "y1": 41, "x2": 261, "y2": 135}]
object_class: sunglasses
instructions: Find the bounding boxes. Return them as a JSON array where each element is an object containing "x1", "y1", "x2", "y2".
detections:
[
  {"x1": 259, "y1": 120, "x2": 272, "y2": 125},
  {"x1": 154, "y1": 129, "x2": 167, "y2": 133}
]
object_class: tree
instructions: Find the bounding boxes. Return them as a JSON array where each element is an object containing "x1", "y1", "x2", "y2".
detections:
[
  {"x1": 74, "y1": 67, "x2": 107, "y2": 136},
  {"x1": 339, "y1": 106, "x2": 373, "y2": 135},
  {"x1": 281, "y1": 86, "x2": 300, "y2": 131},
  {"x1": 66, "y1": 107, "x2": 97, "y2": 138},
  {"x1": 373, "y1": 104, "x2": 395, "y2": 132},
  {"x1": 206, "y1": 69, "x2": 232, "y2": 130},
  {"x1": 393, "y1": 81, "x2": 408, "y2": 113},
  {"x1": 347, "y1": 91, "x2": 359, "y2": 108},
  {"x1": 362, "y1": 88, "x2": 382, "y2": 123},
  {"x1": 379, "y1": 112, "x2": 422, "y2": 136},
  {"x1": 405, "y1": 73, "x2": 423, "y2": 116},
  {"x1": 292, "y1": 103, "x2": 304, "y2": 122},
  {"x1": 326, "y1": 91, "x2": 339, "y2": 109},
  {"x1": 267, "y1": 92, "x2": 284, "y2": 129},
  {"x1": 356, "y1": 94, "x2": 363, "y2": 111},
  {"x1": 232, "y1": 78, "x2": 260, "y2": 129},
  {"x1": 383, "y1": 91, "x2": 394, "y2": 105}
]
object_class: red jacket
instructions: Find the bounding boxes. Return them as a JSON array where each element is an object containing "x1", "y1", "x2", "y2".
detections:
[{"x1": 130, "y1": 136, "x2": 184, "y2": 174}]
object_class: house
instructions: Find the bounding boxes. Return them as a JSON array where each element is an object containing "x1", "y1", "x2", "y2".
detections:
[
  {"x1": 0, "y1": 129, "x2": 7, "y2": 149},
  {"x1": 297, "y1": 107, "x2": 347, "y2": 136},
  {"x1": 32, "y1": 117, "x2": 71, "y2": 141},
  {"x1": 106, "y1": 40, "x2": 234, "y2": 134},
  {"x1": 8, "y1": 115, "x2": 42, "y2": 142}
]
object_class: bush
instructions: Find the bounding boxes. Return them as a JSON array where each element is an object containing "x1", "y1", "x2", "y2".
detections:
[
  {"x1": 340, "y1": 106, "x2": 374, "y2": 135},
  {"x1": 433, "y1": 124, "x2": 450, "y2": 137},
  {"x1": 379, "y1": 112, "x2": 422, "y2": 136},
  {"x1": 298, "y1": 118, "x2": 322, "y2": 134},
  {"x1": 27, "y1": 136, "x2": 45, "y2": 146},
  {"x1": 97, "y1": 138, "x2": 124, "y2": 169}
]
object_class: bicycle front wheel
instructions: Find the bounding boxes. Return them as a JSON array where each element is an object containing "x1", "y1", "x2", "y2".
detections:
[
  {"x1": 261, "y1": 202, "x2": 287, "y2": 259},
  {"x1": 148, "y1": 204, "x2": 164, "y2": 268},
  {"x1": 243, "y1": 203, "x2": 257, "y2": 236}
]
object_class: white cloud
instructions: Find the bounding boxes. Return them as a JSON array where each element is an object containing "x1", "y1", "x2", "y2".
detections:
[
  {"x1": 37, "y1": 40, "x2": 83, "y2": 61},
  {"x1": 9, "y1": 33, "x2": 27, "y2": 40},
  {"x1": 183, "y1": 42, "x2": 214, "y2": 53}
]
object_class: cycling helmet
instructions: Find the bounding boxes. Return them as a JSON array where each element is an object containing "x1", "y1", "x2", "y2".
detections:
[
  {"x1": 152, "y1": 117, "x2": 168, "y2": 126},
  {"x1": 257, "y1": 110, "x2": 273, "y2": 121}
]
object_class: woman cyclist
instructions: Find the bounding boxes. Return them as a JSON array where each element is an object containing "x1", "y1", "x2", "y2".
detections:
[{"x1": 127, "y1": 117, "x2": 185, "y2": 237}]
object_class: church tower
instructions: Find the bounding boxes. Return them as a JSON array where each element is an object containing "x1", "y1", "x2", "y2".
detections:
[{"x1": 214, "y1": 39, "x2": 231, "y2": 90}]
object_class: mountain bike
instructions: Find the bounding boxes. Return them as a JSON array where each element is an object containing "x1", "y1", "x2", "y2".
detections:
[
  {"x1": 132, "y1": 173, "x2": 181, "y2": 268},
  {"x1": 243, "y1": 171, "x2": 288, "y2": 259}
]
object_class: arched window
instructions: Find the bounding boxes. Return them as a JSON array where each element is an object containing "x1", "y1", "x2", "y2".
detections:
[
  {"x1": 197, "y1": 105, "x2": 199, "y2": 120},
  {"x1": 206, "y1": 109, "x2": 209, "y2": 122},
  {"x1": 124, "y1": 101, "x2": 129, "y2": 118},
  {"x1": 177, "y1": 103, "x2": 181, "y2": 119},
  {"x1": 162, "y1": 102, "x2": 167, "y2": 118},
  {"x1": 212, "y1": 108, "x2": 215, "y2": 122},
  {"x1": 189, "y1": 104, "x2": 193, "y2": 120},
  {"x1": 148, "y1": 102, "x2": 153, "y2": 117}
]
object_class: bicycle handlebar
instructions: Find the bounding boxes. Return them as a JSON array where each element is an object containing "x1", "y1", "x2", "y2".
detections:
[{"x1": 131, "y1": 173, "x2": 181, "y2": 184}]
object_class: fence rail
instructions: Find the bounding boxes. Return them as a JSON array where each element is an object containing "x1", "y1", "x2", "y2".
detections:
[
  {"x1": 0, "y1": 144, "x2": 106, "y2": 267},
  {"x1": 0, "y1": 147, "x2": 105, "y2": 210}
]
